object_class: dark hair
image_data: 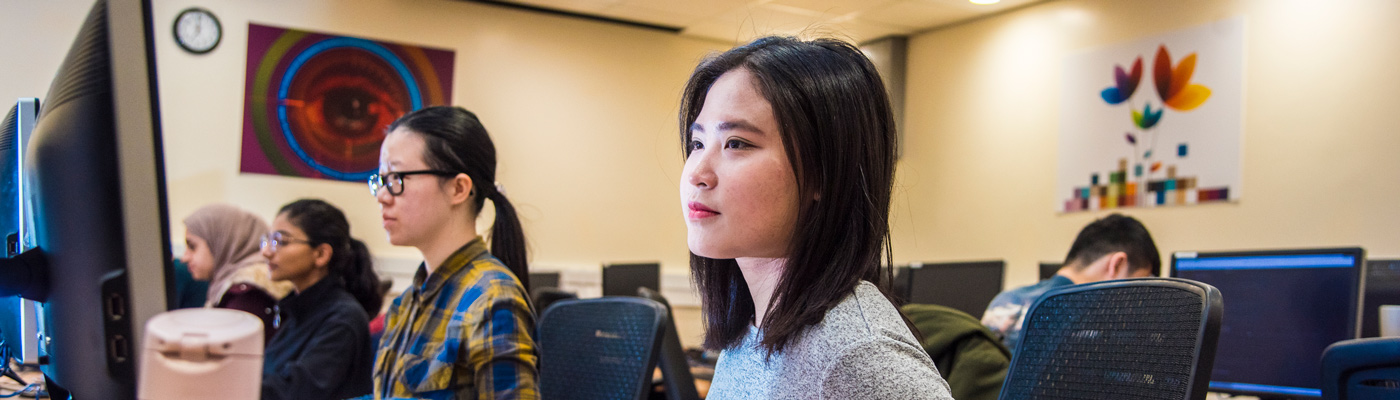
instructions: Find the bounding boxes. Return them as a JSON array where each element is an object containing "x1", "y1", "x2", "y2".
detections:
[
  {"x1": 680, "y1": 37, "x2": 901, "y2": 353},
  {"x1": 1063, "y1": 213, "x2": 1161, "y2": 277},
  {"x1": 278, "y1": 199, "x2": 382, "y2": 315},
  {"x1": 386, "y1": 106, "x2": 529, "y2": 288}
]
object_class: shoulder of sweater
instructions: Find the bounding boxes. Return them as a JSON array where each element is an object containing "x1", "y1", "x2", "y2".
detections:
[{"x1": 787, "y1": 282, "x2": 910, "y2": 357}]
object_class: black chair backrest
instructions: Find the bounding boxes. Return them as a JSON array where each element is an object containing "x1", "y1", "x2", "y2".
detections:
[
  {"x1": 538, "y1": 296, "x2": 667, "y2": 400},
  {"x1": 999, "y1": 277, "x2": 1223, "y2": 400},
  {"x1": 1322, "y1": 337, "x2": 1400, "y2": 400},
  {"x1": 637, "y1": 287, "x2": 701, "y2": 400}
]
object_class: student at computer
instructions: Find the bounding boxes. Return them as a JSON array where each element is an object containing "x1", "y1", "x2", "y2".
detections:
[
  {"x1": 981, "y1": 213, "x2": 1160, "y2": 352},
  {"x1": 680, "y1": 36, "x2": 952, "y2": 399},
  {"x1": 370, "y1": 106, "x2": 536, "y2": 399},
  {"x1": 259, "y1": 199, "x2": 379, "y2": 400},
  {"x1": 182, "y1": 203, "x2": 293, "y2": 342}
]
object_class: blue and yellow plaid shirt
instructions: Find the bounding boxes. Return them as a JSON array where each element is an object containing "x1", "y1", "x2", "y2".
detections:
[{"x1": 371, "y1": 237, "x2": 538, "y2": 400}]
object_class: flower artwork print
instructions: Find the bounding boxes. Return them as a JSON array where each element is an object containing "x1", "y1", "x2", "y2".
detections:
[
  {"x1": 240, "y1": 23, "x2": 455, "y2": 181},
  {"x1": 1058, "y1": 18, "x2": 1243, "y2": 213}
]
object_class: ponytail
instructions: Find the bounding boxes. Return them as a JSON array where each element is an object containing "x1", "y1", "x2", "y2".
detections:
[
  {"x1": 277, "y1": 199, "x2": 382, "y2": 316},
  {"x1": 340, "y1": 238, "x2": 382, "y2": 316},
  {"x1": 388, "y1": 106, "x2": 532, "y2": 288},
  {"x1": 485, "y1": 188, "x2": 529, "y2": 289}
]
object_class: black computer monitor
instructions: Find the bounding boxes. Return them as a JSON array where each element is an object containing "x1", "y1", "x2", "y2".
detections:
[
  {"x1": 906, "y1": 260, "x2": 1004, "y2": 317},
  {"x1": 0, "y1": 98, "x2": 42, "y2": 366},
  {"x1": 528, "y1": 271, "x2": 561, "y2": 294},
  {"x1": 602, "y1": 262, "x2": 659, "y2": 297},
  {"x1": 1038, "y1": 262, "x2": 1062, "y2": 280},
  {"x1": 1171, "y1": 248, "x2": 1364, "y2": 399},
  {"x1": 1362, "y1": 259, "x2": 1400, "y2": 338},
  {"x1": 890, "y1": 265, "x2": 911, "y2": 304},
  {"x1": 0, "y1": 0, "x2": 174, "y2": 398}
]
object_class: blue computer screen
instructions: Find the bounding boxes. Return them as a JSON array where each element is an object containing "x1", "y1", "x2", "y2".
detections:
[{"x1": 1174, "y1": 252, "x2": 1360, "y2": 398}]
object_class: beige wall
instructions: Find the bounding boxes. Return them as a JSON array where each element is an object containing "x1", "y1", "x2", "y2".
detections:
[
  {"x1": 2, "y1": 0, "x2": 728, "y2": 278},
  {"x1": 893, "y1": 0, "x2": 1400, "y2": 289},
  {"x1": 8, "y1": 0, "x2": 1400, "y2": 346}
]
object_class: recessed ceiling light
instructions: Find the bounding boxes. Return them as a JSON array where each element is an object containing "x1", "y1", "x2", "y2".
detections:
[{"x1": 971, "y1": 0, "x2": 1000, "y2": 4}]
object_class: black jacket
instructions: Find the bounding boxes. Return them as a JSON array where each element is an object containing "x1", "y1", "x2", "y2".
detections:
[{"x1": 261, "y1": 277, "x2": 373, "y2": 400}]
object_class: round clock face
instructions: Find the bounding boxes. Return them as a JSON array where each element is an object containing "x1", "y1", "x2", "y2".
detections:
[{"x1": 174, "y1": 8, "x2": 221, "y2": 54}]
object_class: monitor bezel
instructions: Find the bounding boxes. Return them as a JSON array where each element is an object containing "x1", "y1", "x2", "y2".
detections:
[{"x1": 1169, "y1": 247, "x2": 1365, "y2": 399}]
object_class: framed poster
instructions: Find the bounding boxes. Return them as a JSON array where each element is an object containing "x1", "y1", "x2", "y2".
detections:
[
  {"x1": 1058, "y1": 17, "x2": 1243, "y2": 212},
  {"x1": 241, "y1": 23, "x2": 454, "y2": 181}
]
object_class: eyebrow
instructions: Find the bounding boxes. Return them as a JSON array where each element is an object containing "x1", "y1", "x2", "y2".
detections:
[{"x1": 690, "y1": 120, "x2": 767, "y2": 136}]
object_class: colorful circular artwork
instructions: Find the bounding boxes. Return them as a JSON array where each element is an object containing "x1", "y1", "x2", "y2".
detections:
[{"x1": 243, "y1": 26, "x2": 453, "y2": 181}]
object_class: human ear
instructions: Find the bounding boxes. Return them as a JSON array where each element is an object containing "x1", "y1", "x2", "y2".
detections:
[
  {"x1": 447, "y1": 173, "x2": 475, "y2": 206},
  {"x1": 1104, "y1": 252, "x2": 1131, "y2": 279},
  {"x1": 314, "y1": 243, "x2": 334, "y2": 269}
]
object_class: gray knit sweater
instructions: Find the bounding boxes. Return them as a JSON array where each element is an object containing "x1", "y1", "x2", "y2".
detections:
[{"x1": 706, "y1": 281, "x2": 954, "y2": 400}]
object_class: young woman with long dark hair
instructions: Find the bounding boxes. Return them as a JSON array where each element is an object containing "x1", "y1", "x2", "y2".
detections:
[
  {"x1": 259, "y1": 199, "x2": 381, "y2": 400},
  {"x1": 679, "y1": 36, "x2": 953, "y2": 399},
  {"x1": 370, "y1": 106, "x2": 536, "y2": 399}
]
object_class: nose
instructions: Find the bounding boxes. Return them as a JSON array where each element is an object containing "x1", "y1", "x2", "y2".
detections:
[
  {"x1": 683, "y1": 149, "x2": 716, "y2": 190},
  {"x1": 261, "y1": 244, "x2": 275, "y2": 259},
  {"x1": 375, "y1": 184, "x2": 393, "y2": 205}
]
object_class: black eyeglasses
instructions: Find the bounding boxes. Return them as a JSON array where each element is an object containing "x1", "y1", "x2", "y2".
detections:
[
  {"x1": 260, "y1": 232, "x2": 312, "y2": 252},
  {"x1": 368, "y1": 170, "x2": 458, "y2": 196}
]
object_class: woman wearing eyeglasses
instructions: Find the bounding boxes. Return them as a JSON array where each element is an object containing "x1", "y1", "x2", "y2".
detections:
[
  {"x1": 181, "y1": 203, "x2": 293, "y2": 343},
  {"x1": 368, "y1": 106, "x2": 536, "y2": 399},
  {"x1": 259, "y1": 199, "x2": 380, "y2": 400}
]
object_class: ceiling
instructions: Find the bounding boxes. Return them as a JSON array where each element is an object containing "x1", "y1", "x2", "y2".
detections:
[{"x1": 471, "y1": 0, "x2": 1047, "y2": 44}]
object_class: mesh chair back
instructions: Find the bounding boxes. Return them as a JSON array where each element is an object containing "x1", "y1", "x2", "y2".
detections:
[
  {"x1": 637, "y1": 287, "x2": 702, "y2": 400},
  {"x1": 1322, "y1": 337, "x2": 1400, "y2": 400},
  {"x1": 539, "y1": 297, "x2": 667, "y2": 400},
  {"x1": 999, "y1": 278, "x2": 1222, "y2": 400}
]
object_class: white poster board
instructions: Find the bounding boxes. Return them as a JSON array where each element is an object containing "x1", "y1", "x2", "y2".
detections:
[{"x1": 1058, "y1": 17, "x2": 1244, "y2": 212}]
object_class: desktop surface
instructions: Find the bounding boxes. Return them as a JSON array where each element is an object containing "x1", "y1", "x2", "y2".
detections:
[{"x1": 1172, "y1": 249, "x2": 1363, "y2": 399}]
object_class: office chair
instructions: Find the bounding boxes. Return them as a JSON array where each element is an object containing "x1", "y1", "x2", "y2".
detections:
[
  {"x1": 538, "y1": 297, "x2": 667, "y2": 400},
  {"x1": 998, "y1": 278, "x2": 1222, "y2": 400},
  {"x1": 1322, "y1": 337, "x2": 1400, "y2": 400},
  {"x1": 637, "y1": 287, "x2": 702, "y2": 400}
]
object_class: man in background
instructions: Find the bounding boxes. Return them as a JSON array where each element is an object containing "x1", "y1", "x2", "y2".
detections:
[{"x1": 980, "y1": 213, "x2": 1161, "y2": 352}]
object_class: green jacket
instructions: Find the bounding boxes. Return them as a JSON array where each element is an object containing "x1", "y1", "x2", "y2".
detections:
[{"x1": 903, "y1": 304, "x2": 1012, "y2": 400}]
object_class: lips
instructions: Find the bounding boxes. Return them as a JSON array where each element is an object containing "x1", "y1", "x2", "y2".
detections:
[{"x1": 686, "y1": 202, "x2": 719, "y2": 220}]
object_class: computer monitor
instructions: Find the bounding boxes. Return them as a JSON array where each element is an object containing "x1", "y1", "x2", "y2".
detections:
[
  {"x1": 1038, "y1": 262, "x2": 1062, "y2": 280},
  {"x1": 1362, "y1": 259, "x2": 1400, "y2": 338},
  {"x1": 1171, "y1": 248, "x2": 1364, "y2": 399},
  {"x1": 906, "y1": 260, "x2": 1004, "y2": 317},
  {"x1": 0, "y1": 98, "x2": 42, "y2": 366},
  {"x1": 890, "y1": 265, "x2": 911, "y2": 305},
  {"x1": 528, "y1": 271, "x2": 561, "y2": 294},
  {"x1": 602, "y1": 262, "x2": 659, "y2": 297},
  {"x1": 0, "y1": 0, "x2": 174, "y2": 397}
]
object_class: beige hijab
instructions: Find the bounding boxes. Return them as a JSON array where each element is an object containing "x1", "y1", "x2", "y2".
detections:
[{"x1": 183, "y1": 204, "x2": 291, "y2": 304}]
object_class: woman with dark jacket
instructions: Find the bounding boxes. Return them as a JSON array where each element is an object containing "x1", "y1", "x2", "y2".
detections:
[{"x1": 259, "y1": 199, "x2": 382, "y2": 400}]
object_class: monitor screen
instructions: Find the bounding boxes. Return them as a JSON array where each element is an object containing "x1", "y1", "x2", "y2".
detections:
[
  {"x1": 528, "y1": 271, "x2": 561, "y2": 294},
  {"x1": 602, "y1": 262, "x2": 659, "y2": 297},
  {"x1": 1362, "y1": 259, "x2": 1400, "y2": 338},
  {"x1": 907, "y1": 260, "x2": 1004, "y2": 318},
  {"x1": 1171, "y1": 248, "x2": 1363, "y2": 399},
  {"x1": 890, "y1": 265, "x2": 911, "y2": 305},
  {"x1": 1038, "y1": 262, "x2": 1062, "y2": 281}
]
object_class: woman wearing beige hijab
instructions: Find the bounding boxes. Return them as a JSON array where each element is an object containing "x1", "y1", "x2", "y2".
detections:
[{"x1": 180, "y1": 203, "x2": 293, "y2": 341}]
